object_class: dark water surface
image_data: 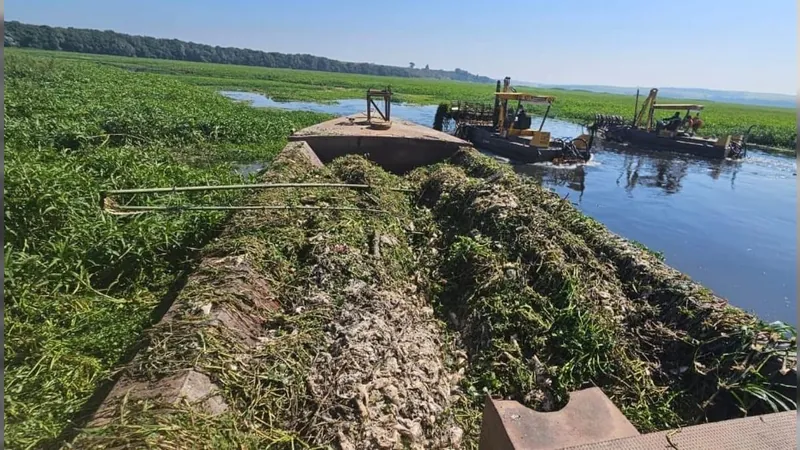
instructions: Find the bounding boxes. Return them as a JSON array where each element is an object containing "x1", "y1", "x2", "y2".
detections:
[{"x1": 222, "y1": 91, "x2": 797, "y2": 325}]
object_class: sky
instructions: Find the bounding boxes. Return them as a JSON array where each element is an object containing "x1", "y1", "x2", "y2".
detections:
[{"x1": 5, "y1": 0, "x2": 798, "y2": 94}]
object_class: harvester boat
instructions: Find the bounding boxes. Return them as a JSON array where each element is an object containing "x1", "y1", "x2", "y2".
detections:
[
  {"x1": 435, "y1": 77, "x2": 596, "y2": 165},
  {"x1": 594, "y1": 88, "x2": 749, "y2": 159}
]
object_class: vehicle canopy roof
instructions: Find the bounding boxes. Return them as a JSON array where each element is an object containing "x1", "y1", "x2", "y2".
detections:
[
  {"x1": 652, "y1": 103, "x2": 704, "y2": 111},
  {"x1": 495, "y1": 92, "x2": 555, "y2": 103}
]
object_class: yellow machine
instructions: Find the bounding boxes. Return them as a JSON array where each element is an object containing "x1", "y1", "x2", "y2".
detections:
[
  {"x1": 633, "y1": 88, "x2": 705, "y2": 132},
  {"x1": 494, "y1": 77, "x2": 556, "y2": 149},
  {"x1": 714, "y1": 135, "x2": 732, "y2": 148},
  {"x1": 633, "y1": 89, "x2": 743, "y2": 147}
]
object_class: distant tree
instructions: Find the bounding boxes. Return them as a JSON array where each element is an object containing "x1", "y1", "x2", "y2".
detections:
[{"x1": 3, "y1": 21, "x2": 495, "y2": 83}]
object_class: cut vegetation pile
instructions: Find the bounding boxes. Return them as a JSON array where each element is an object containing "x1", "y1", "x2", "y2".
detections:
[
  {"x1": 414, "y1": 151, "x2": 797, "y2": 433},
  {"x1": 74, "y1": 146, "x2": 466, "y2": 449},
  {"x1": 73, "y1": 146, "x2": 796, "y2": 449}
]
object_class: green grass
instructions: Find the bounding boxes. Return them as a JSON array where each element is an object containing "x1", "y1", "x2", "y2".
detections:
[
  {"x1": 3, "y1": 51, "x2": 331, "y2": 449},
  {"x1": 9, "y1": 48, "x2": 796, "y2": 150}
]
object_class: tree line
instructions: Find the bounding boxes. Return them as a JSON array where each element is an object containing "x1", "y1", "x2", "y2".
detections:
[{"x1": 4, "y1": 21, "x2": 494, "y2": 83}]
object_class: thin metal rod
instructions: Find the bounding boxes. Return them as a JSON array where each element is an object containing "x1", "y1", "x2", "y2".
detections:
[
  {"x1": 112, "y1": 205, "x2": 385, "y2": 213},
  {"x1": 103, "y1": 182, "x2": 413, "y2": 195},
  {"x1": 493, "y1": 80, "x2": 501, "y2": 128},
  {"x1": 539, "y1": 103, "x2": 552, "y2": 132},
  {"x1": 366, "y1": 91, "x2": 371, "y2": 122},
  {"x1": 369, "y1": 98, "x2": 386, "y2": 121}
]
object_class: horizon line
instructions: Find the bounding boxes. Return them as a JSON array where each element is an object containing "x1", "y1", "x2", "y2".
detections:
[{"x1": 5, "y1": 19, "x2": 796, "y2": 97}]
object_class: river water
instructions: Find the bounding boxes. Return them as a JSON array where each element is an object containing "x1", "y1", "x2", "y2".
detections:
[{"x1": 222, "y1": 91, "x2": 797, "y2": 325}]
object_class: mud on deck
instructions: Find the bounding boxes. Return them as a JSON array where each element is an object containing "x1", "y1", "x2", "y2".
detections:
[{"x1": 73, "y1": 144, "x2": 796, "y2": 449}]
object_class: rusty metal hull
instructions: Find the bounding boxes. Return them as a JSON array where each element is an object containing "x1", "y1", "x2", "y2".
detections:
[
  {"x1": 478, "y1": 388, "x2": 797, "y2": 450},
  {"x1": 288, "y1": 113, "x2": 469, "y2": 173},
  {"x1": 479, "y1": 388, "x2": 640, "y2": 450}
]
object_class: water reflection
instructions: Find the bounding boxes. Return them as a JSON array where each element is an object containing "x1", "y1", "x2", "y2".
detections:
[
  {"x1": 517, "y1": 147, "x2": 746, "y2": 198},
  {"x1": 619, "y1": 154, "x2": 690, "y2": 195},
  {"x1": 521, "y1": 163, "x2": 587, "y2": 201}
]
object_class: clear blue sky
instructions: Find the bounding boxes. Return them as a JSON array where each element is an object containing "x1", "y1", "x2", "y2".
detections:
[{"x1": 5, "y1": 0, "x2": 797, "y2": 94}]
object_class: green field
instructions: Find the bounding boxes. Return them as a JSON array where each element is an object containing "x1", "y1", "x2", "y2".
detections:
[
  {"x1": 3, "y1": 50, "x2": 331, "y2": 449},
  {"x1": 12, "y1": 48, "x2": 796, "y2": 151}
]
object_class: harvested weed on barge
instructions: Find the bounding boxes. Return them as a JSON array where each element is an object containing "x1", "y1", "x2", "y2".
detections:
[{"x1": 82, "y1": 114, "x2": 796, "y2": 449}]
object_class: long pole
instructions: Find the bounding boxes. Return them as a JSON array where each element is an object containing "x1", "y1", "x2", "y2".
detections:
[
  {"x1": 493, "y1": 80, "x2": 501, "y2": 129},
  {"x1": 633, "y1": 89, "x2": 640, "y2": 126},
  {"x1": 110, "y1": 205, "x2": 385, "y2": 213},
  {"x1": 102, "y1": 182, "x2": 414, "y2": 196},
  {"x1": 366, "y1": 90, "x2": 371, "y2": 122}
]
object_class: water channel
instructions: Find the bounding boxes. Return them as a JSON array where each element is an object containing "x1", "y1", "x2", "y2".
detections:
[{"x1": 222, "y1": 91, "x2": 797, "y2": 325}]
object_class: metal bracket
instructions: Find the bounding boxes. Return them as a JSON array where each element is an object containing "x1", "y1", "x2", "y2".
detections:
[{"x1": 366, "y1": 87, "x2": 392, "y2": 123}]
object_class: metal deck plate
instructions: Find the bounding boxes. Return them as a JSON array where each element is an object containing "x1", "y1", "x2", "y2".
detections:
[{"x1": 566, "y1": 411, "x2": 796, "y2": 450}]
